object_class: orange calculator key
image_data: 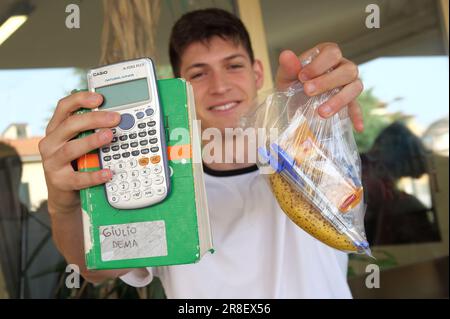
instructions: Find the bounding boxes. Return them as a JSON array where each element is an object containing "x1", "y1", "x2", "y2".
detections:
[
  {"x1": 150, "y1": 155, "x2": 161, "y2": 164},
  {"x1": 139, "y1": 157, "x2": 149, "y2": 166}
]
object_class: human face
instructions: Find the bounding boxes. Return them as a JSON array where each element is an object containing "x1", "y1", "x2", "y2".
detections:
[{"x1": 179, "y1": 36, "x2": 264, "y2": 132}]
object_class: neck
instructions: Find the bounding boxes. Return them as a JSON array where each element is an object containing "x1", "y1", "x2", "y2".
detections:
[{"x1": 201, "y1": 129, "x2": 258, "y2": 171}]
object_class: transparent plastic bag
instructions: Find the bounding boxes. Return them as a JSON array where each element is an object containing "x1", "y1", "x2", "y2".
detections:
[{"x1": 243, "y1": 52, "x2": 371, "y2": 256}]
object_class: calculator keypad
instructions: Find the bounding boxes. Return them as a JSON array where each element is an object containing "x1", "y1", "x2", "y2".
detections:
[{"x1": 100, "y1": 107, "x2": 167, "y2": 209}]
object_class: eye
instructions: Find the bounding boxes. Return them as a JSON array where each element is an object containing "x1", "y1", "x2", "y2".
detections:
[
  {"x1": 228, "y1": 64, "x2": 243, "y2": 70},
  {"x1": 190, "y1": 72, "x2": 205, "y2": 80}
]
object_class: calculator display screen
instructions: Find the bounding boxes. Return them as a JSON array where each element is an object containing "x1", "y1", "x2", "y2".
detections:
[{"x1": 96, "y1": 78, "x2": 150, "y2": 109}]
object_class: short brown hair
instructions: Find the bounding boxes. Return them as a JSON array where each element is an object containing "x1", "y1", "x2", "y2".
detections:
[{"x1": 169, "y1": 8, "x2": 255, "y2": 77}]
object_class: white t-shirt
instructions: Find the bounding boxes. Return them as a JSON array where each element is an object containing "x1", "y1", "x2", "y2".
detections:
[{"x1": 121, "y1": 165, "x2": 352, "y2": 298}]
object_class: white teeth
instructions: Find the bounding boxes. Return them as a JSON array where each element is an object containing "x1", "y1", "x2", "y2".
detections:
[{"x1": 210, "y1": 102, "x2": 237, "y2": 111}]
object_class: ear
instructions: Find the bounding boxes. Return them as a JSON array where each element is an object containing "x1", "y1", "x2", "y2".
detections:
[{"x1": 252, "y1": 59, "x2": 264, "y2": 90}]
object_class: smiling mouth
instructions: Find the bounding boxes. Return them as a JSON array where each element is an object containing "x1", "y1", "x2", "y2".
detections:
[{"x1": 208, "y1": 102, "x2": 240, "y2": 112}]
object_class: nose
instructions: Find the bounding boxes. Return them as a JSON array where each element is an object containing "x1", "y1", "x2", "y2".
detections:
[{"x1": 208, "y1": 70, "x2": 232, "y2": 95}]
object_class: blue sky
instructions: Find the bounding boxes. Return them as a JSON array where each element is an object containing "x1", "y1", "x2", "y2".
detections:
[{"x1": 0, "y1": 56, "x2": 448, "y2": 137}]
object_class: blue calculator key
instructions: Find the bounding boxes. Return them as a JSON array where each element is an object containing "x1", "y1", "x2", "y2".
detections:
[
  {"x1": 145, "y1": 108, "x2": 154, "y2": 116},
  {"x1": 136, "y1": 112, "x2": 145, "y2": 119},
  {"x1": 118, "y1": 113, "x2": 135, "y2": 130}
]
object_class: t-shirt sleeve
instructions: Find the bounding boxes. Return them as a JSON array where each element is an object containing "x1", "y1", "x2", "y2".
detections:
[{"x1": 119, "y1": 267, "x2": 153, "y2": 287}]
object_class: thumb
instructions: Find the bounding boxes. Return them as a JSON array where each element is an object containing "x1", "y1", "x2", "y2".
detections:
[{"x1": 275, "y1": 50, "x2": 302, "y2": 90}]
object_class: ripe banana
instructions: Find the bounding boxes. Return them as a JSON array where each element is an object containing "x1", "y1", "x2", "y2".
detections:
[{"x1": 269, "y1": 173, "x2": 357, "y2": 252}]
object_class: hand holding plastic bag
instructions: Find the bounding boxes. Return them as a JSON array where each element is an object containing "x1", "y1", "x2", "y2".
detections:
[{"x1": 244, "y1": 52, "x2": 371, "y2": 256}]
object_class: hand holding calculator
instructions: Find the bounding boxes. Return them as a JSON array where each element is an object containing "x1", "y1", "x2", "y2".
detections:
[{"x1": 87, "y1": 58, "x2": 170, "y2": 209}]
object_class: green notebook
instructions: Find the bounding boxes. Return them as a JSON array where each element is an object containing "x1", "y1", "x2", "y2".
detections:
[{"x1": 76, "y1": 78, "x2": 213, "y2": 270}]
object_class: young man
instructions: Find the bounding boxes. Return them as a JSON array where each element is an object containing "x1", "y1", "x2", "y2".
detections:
[{"x1": 39, "y1": 9, "x2": 364, "y2": 298}]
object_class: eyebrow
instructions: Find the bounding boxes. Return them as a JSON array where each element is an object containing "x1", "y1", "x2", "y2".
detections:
[{"x1": 184, "y1": 54, "x2": 247, "y2": 72}]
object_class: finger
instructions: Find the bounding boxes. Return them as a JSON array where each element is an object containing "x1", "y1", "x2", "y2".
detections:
[
  {"x1": 348, "y1": 100, "x2": 364, "y2": 132},
  {"x1": 299, "y1": 43, "x2": 343, "y2": 82},
  {"x1": 317, "y1": 79, "x2": 364, "y2": 118},
  {"x1": 41, "y1": 111, "x2": 120, "y2": 158},
  {"x1": 46, "y1": 91, "x2": 103, "y2": 135},
  {"x1": 275, "y1": 50, "x2": 302, "y2": 90},
  {"x1": 47, "y1": 129, "x2": 114, "y2": 169},
  {"x1": 59, "y1": 170, "x2": 113, "y2": 191},
  {"x1": 303, "y1": 60, "x2": 359, "y2": 96}
]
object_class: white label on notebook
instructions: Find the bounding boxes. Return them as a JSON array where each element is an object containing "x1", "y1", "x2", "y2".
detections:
[{"x1": 100, "y1": 221, "x2": 167, "y2": 261}]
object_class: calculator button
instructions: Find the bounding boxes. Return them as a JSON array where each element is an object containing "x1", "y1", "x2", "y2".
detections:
[
  {"x1": 118, "y1": 113, "x2": 135, "y2": 130},
  {"x1": 121, "y1": 192, "x2": 131, "y2": 201},
  {"x1": 138, "y1": 131, "x2": 147, "y2": 138},
  {"x1": 120, "y1": 144, "x2": 129, "y2": 150},
  {"x1": 103, "y1": 155, "x2": 112, "y2": 162},
  {"x1": 148, "y1": 129, "x2": 156, "y2": 136},
  {"x1": 136, "y1": 112, "x2": 145, "y2": 119},
  {"x1": 122, "y1": 152, "x2": 130, "y2": 158},
  {"x1": 119, "y1": 182, "x2": 129, "y2": 191},
  {"x1": 150, "y1": 146, "x2": 159, "y2": 153},
  {"x1": 131, "y1": 170, "x2": 140, "y2": 179},
  {"x1": 144, "y1": 188, "x2": 153, "y2": 197},
  {"x1": 102, "y1": 147, "x2": 110, "y2": 153},
  {"x1": 145, "y1": 108, "x2": 154, "y2": 116},
  {"x1": 118, "y1": 172, "x2": 128, "y2": 180},
  {"x1": 141, "y1": 168, "x2": 151, "y2": 176},
  {"x1": 138, "y1": 123, "x2": 147, "y2": 129},
  {"x1": 132, "y1": 150, "x2": 140, "y2": 156},
  {"x1": 131, "y1": 180, "x2": 141, "y2": 189},
  {"x1": 150, "y1": 155, "x2": 160, "y2": 164},
  {"x1": 149, "y1": 138, "x2": 158, "y2": 144},
  {"x1": 112, "y1": 145, "x2": 120, "y2": 151},
  {"x1": 113, "y1": 154, "x2": 121, "y2": 160},
  {"x1": 139, "y1": 157, "x2": 149, "y2": 166},
  {"x1": 141, "y1": 148, "x2": 150, "y2": 155},
  {"x1": 112, "y1": 128, "x2": 117, "y2": 134},
  {"x1": 142, "y1": 178, "x2": 152, "y2": 187},
  {"x1": 119, "y1": 135, "x2": 128, "y2": 141},
  {"x1": 111, "y1": 137, "x2": 118, "y2": 143},
  {"x1": 140, "y1": 140, "x2": 148, "y2": 146},
  {"x1": 129, "y1": 133, "x2": 137, "y2": 139},
  {"x1": 152, "y1": 165, "x2": 162, "y2": 174},
  {"x1": 111, "y1": 172, "x2": 119, "y2": 182},
  {"x1": 130, "y1": 142, "x2": 139, "y2": 148},
  {"x1": 155, "y1": 186, "x2": 166, "y2": 196},
  {"x1": 132, "y1": 191, "x2": 142, "y2": 200},
  {"x1": 153, "y1": 176, "x2": 164, "y2": 185},
  {"x1": 147, "y1": 121, "x2": 156, "y2": 127},
  {"x1": 128, "y1": 159, "x2": 137, "y2": 168},
  {"x1": 109, "y1": 194, "x2": 119, "y2": 203},
  {"x1": 115, "y1": 162, "x2": 126, "y2": 170},
  {"x1": 106, "y1": 183, "x2": 118, "y2": 193}
]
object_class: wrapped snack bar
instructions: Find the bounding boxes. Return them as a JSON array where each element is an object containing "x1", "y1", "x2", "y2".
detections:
[{"x1": 243, "y1": 53, "x2": 372, "y2": 256}]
